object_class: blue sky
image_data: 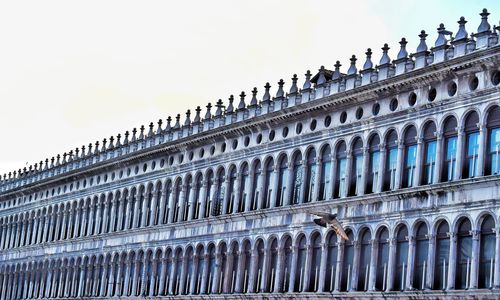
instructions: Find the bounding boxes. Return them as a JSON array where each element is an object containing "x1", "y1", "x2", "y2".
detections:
[{"x1": 0, "y1": 0, "x2": 498, "y2": 175}]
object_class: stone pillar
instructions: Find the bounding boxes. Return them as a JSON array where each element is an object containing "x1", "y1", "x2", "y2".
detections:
[
  {"x1": 255, "y1": 172, "x2": 265, "y2": 210},
  {"x1": 168, "y1": 186, "x2": 178, "y2": 223},
  {"x1": 414, "y1": 138, "x2": 423, "y2": 186},
  {"x1": 149, "y1": 189, "x2": 158, "y2": 225},
  {"x1": 375, "y1": 144, "x2": 385, "y2": 192},
  {"x1": 455, "y1": 126, "x2": 465, "y2": 180},
  {"x1": 42, "y1": 215, "x2": 50, "y2": 243},
  {"x1": 343, "y1": 151, "x2": 353, "y2": 198},
  {"x1": 426, "y1": 234, "x2": 436, "y2": 289},
  {"x1": 114, "y1": 261, "x2": 123, "y2": 297},
  {"x1": 141, "y1": 191, "x2": 149, "y2": 227},
  {"x1": 495, "y1": 228, "x2": 500, "y2": 288},
  {"x1": 139, "y1": 258, "x2": 147, "y2": 296},
  {"x1": 386, "y1": 238, "x2": 396, "y2": 291},
  {"x1": 87, "y1": 203, "x2": 96, "y2": 236},
  {"x1": 233, "y1": 175, "x2": 242, "y2": 213},
  {"x1": 274, "y1": 249, "x2": 284, "y2": 293},
  {"x1": 148, "y1": 260, "x2": 157, "y2": 296},
  {"x1": 434, "y1": 132, "x2": 444, "y2": 183},
  {"x1": 107, "y1": 262, "x2": 116, "y2": 297},
  {"x1": 188, "y1": 184, "x2": 197, "y2": 221},
  {"x1": 234, "y1": 251, "x2": 245, "y2": 293},
  {"x1": 476, "y1": 123, "x2": 486, "y2": 177},
  {"x1": 19, "y1": 220, "x2": 26, "y2": 247},
  {"x1": 102, "y1": 202, "x2": 109, "y2": 233},
  {"x1": 117, "y1": 194, "x2": 126, "y2": 230},
  {"x1": 334, "y1": 241, "x2": 344, "y2": 292},
  {"x1": 312, "y1": 158, "x2": 322, "y2": 201},
  {"x1": 285, "y1": 163, "x2": 296, "y2": 205},
  {"x1": 177, "y1": 185, "x2": 188, "y2": 222},
  {"x1": 189, "y1": 255, "x2": 199, "y2": 294},
  {"x1": 288, "y1": 246, "x2": 298, "y2": 292},
  {"x1": 247, "y1": 250, "x2": 258, "y2": 293},
  {"x1": 269, "y1": 167, "x2": 279, "y2": 208},
  {"x1": 406, "y1": 235, "x2": 415, "y2": 290},
  {"x1": 212, "y1": 254, "x2": 222, "y2": 294},
  {"x1": 60, "y1": 210, "x2": 68, "y2": 240},
  {"x1": 47, "y1": 212, "x2": 55, "y2": 242},
  {"x1": 394, "y1": 141, "x2": 404, "y2": 190},
  {"x1": 360, "y1": 147, "x2": 370, "y2": 195},
  {"x1": 200, "y1": 254, "x2": 209, "y2": 294},
  {"x1": 78, "y1": 265, "x2": 86, "y2": 297},
  {"x1": 92, "y1": 263, "x2": 100, "y2": 296},
  {"x1": 317, "y1": 243, "x2": 328, "y2": 292},
  {"x1": 260, "y1": 250, "x2": 270, "y2": 292},
  {"x1": 133, "y1": 192, "x2": 141, "y2": 228},
  {"x1": 100, "y1": 262, "x2": 108, "y2": 296},
  {"x1": 130, "y1": 260, "x2": 139, "y2": 296},
  {"x1": 302, "y1": 244, "x2": 312, "y2": 291},
  {"x1": 368, "y1": 239, "x2": 378, "y2": 291},
  {"x1": 124, "y1": 195, "x2": 133, "y2": 229},
  {"x1": 123, "y1": 262, "x2": 131, "y2": 296},
  {"x1": 158, "y1": 187, "x2": 168, "y2": 224},
  {"x1": 72, "y1": 208, "x2": 79, "y2": 238},
  {"x1": 470, "y1": 230, "x2": 480, "y2": 289},
  {"x1": 329, "y1": 158, "x2": 337, "y2": 199},
  {"x1": 158, "y1": 258, "x2": 167, "y2": 295},
  {"x1": 198, "y1": 180, "x2": 209, "y2": 220},
  {"x1": 299, "y1": 161, "x2": 308, "y2": 204},
  {"x1": 222, "y1": 178, "x2": 233, "y2": 215},
  {"x1": 350, "y1": 241, "x2": 361, "y2": 291},
  {"x1": 109, "y1": 198, "x2": 117, "y2": 231},
  {"x1": 447, "y1": 232, "x2": 457, "y2": 290}
]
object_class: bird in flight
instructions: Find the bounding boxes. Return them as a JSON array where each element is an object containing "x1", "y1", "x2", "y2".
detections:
[{"x1": 311, "y1": 212, "x2": 349, "y2": 241}]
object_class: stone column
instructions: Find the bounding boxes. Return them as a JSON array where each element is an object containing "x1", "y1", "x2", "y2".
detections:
[
  {"x1": 60, "y1": 209, "x2": 68, "y2": 240},
  {"x1": 394, "y1": 141, "x2": 404, "y2": 190},
  {"x1": 494, "y1": 228, "x2": 500, "y2": 288},
  {"x1": 149, "y1": 189, "x2": 158, "y2": 225},
  {"x1": 198, "y1": 180, "x2": 209, "y2": 220},
  {"x1": 288, "y1": 246, "x2": 298, "y2": 292},
  {"x1": 447, "y1": 232, "x2": 457, "y2": 290},
  {"x1": 117, "y1": 194, "x2": 126, "y2": 230},
  {"x1": 285, "y1": 163, "x2": 295, "y2": 206},
  {"x1": 434, "y1": 132, "x2": 444, "y2": 183},
  {"x1": 107, "y1": 262, "x2": 115, "y2": 297},
  {"x1": 139, "y1": 258, "x2": 147, "y2": 296},
  {"x1": 343, "y1": 151, "x2": 353, "y2": 198},
  {"x1": 386, "y1": 238, "x2": 396, "y2": 291},
  {"x1": 92, "y1": 263, "x2": 100, "y2": 296},
  {"x1": 141, "y1": 191, "x2": 149, "y2": 227},
  {"x1": 247, "y1": 250, "x2": 258, "y2": 293},
  {"x1": 130, "y1": 260, "x2": 140, "y2": 296},
  {"x1": 177, "y1": 185, "x2": 188, "y2": 222},
  {"x1": 19, "y1": 220, "x2": 26, "y2": 247},
  {"x1": 234, "y1": 251, "x2": 244, "y2": 293},
  {"x1": 222, "y1": 178, "x2": 233, "y2": 215},
  {"x1": 454, "y1": 126, "x2": 465, "y2": 180},
  {"x1": 470, "y1": 230, "x2": 480, "y2": 289},
  {"x1": 260, "y1": 250, "x2": 270, "y2": 292},
  {"x1": 47, "y1": 212, "x2": 55, "y2": 242},
  {"x1": 189, "y1": 255, "x2": 199, "y2": 294},
  {"x1": 200, "y1": 254, "x2": 209, "y2": 294},
  {"x1": 477, "y1": 123, "x2": 486, "y2": 176},
  {"x1": 86, "y1": 204, "x2": 95, "y2": 236},
  {"x1": 368, "y1": 239, "x2": 378, "y2": 291},
  {"x1": 350, "y1": 241, "x2": 361, "y2": 291},
  {"x1": 78, "y1": 265, "x2": 86, "y2": 297},
  {"x1": 274, "y1": 249, "x2": 284, "y2": 293},
  {"x1": 80, "y1": 207, "x2": 88, "y2": 237},
  {"x1": 133, "y1": 192, "x2": 141, "y2": 228},
  {"x1": 72, "y1": 208, "x2": 80, "y2": 238},
  {"x1": 102, "y1": 202, "x2": 110, "y2": 233},
  {"x1": 124, "y1": 195, "x2": 133, "y2": 229},
  {"x1": 42, "y1": 215, "x2": 50, "y2": 243},
  {"x1": 376, "y1": 144, "x2": 386, "y2": 193},
  {"x1": 233, "y1": 175, "x2": 242, "y2": 213},
  {"x1": 302, "y1": 244, "x2": 312, "y2": 291},
  {"x1": 414, "y1": 137, "x2": 423, "y2": 186},
  {"x1": 115, "y1": 261, "x2": 123, "y2": 297},
  {"x1": 269, "y1": 167, "x2": 279, "y2": 208},
  {"x1": 360, "y1": 147, "x2": 370, "y2": 195},
  {"x1": 299, "y1": 161, "x2": 308, "y2": 204},
  {"x1": 317, "y1": 243, "x2": 328, "y2": 292},
  {"x1": 426, "y1": 234, "x2": 436, "y2": 289},
  {"x1": 123, "y1": 262, "x2": 131, "y2": 296},
  {"x1": 148, "y1": 259, "x2": 157, "y2": 296},
  {"x1": 168, "y1": 186, "x2": 178, "y2": 223},
  {"x1": 188, "y1": 184, "x2": 197, "y2": 220},
  {"x1": 158, "y1": 258, "x2": 167, "y2": 295},
  {"x1": 212, "y1": 254, "x2": 222, "y2": 294},
  {"x1": 312, "y1": 158, "x2": 322, "y2": 201},
  {"x1": 255, "y1": 172, "x2": 265, "y2": 210},
  {"x1": 406, "y1": 235, "x2": 415, "y2": 290},
  {"x1": 100, "y1": 262, "x2": 108, "y2": 296},
  {"x1": 109, "y1": 198, "x2": 117, "y2": 231},
  {"x1": 334, "y1": 241, "x2": 344, "y2": 292},
  {"x1": 158, "y1": 187, "x2": 168, "y2": 224},
  {"x1": 95, "y1": 202, "x2": 103, "y2": 234},
  {"x1": 70, "y1": 264, "x2": 78, "y2": 297}
]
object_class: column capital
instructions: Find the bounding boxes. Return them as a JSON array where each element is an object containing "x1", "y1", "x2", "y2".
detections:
[
  {"x1": 388, "y1": 237, "x2": 396, "y2": 246},
  {"x1": 406, "y1": 235, "x2": 415, "y2": 244},
  {"x1": 379, "y1": 142, "x2": 386, "y2": 150},
  {"x1": 435, "y1": 130, "x2": 443, "y2": 140},
  {"x1": 470, "y1": 230, "x2": 481, "y2": 240},
  {"x1": 446, "y1": 231, "x2": 457, "y2": 241},
  {"x1": 456, "y1": 125, "x2": 465, "y2": 135}
]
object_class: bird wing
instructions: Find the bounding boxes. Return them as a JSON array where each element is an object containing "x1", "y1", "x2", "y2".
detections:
[
  {"x1": 330, "y1": 218, "x2": 349, "y2": 241},
  {"x1": 310, "y1": 211, "x2": 330, "y2": 218},
  {"x1": 313, "y1": 218, "x2": 327, "y2": 228}
]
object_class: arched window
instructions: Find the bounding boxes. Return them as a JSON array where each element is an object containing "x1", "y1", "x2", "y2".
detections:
[
  {"x1": 204, "y1": 170, "x2": 214, "y2": 218},
  {"x1": 394, "y1": 225, "x2": 408, "y2": 291},
  {"x1": 463, "y1": 112, "x2": 480, "y2": 178},
  {"x1": 250, "y1": 161, "x2": 261, "y2": 211},
  {"x1": 226, "y1": 167, "x2": 237, "y2": 214},
  {"x1": 281, "y1": 236, "x2": 293, "y2": 292},
  {"x1": 304, "y1": 149, "x2": 317, "y2": 203},
  {"x1": 455, "y1": 218, "x2": 472, "y2": 289},
  {"x1": 206, "y1": 245, "x2": 216, "y2": 294},
  {"x1": 294, "y1": 235, "x2": 307, "y2": 292},
  {"x1": 192, "y1": 175, "x2": 202, "y2": 220},
  {"x1": 254, "y1": 240, "x2": 265, "y2": 293},
  {"x1": 172, "y1": 180, "x2": 182, "y2": 223},
  {"x1": 413, "y1": 222, "x2": 429, "y2": 290},
  {"x1": 319, "y1": 145, "x2": 332, "y2": 200},
  {"x1": 442, "y1": 116, "x2": 458, "y2": 182},
  {"x1": 290, "y1": 153, "x2": 303, "y2": 205},
  {"x1": 184, "y1": 247, "x2": 194, "y2": 295},
  {"x1": 213, "y1": 169, "x2": 225, "y2": 217},
  {"x1": 478, "y1": 215, "x2": 495, "y2": 288},
  {"x1": 402, "y1": 126, "x2": 418, "y2": 188},
  {"x1": 241, "y1": 241, "x2": 252, "y2": 293},
  {"x1": 384, "y1": 130, "x2": 398, "y2": 191},
  {"x1": 238, "y1": 163, "x2": 249, "y2": 212},
  {"x1": 267, "y1": 239, "x2": 278, "y2": 292},
  {"x1": 218, "y1": 243, "x2": 227, "y2": 294},
  {"x1": 376, "y1": 227, "x2": 389, "y2": 291},
  {"x1": 340, "y1": 230, "x2": 355, "y2": 291},
  {"x1": 349, "y1": 138, "x2": 364, "y2": 196},
  {"x1": 194, "y1": 246, "x2": 204, "y2": 294},
  {"x1": 357, "y1": 229, "x2": 371, "y2": 291},
  {"x1": 308, "y1": 233, "x2": 322, "y2": 292},
  {"x1": 433, "y1": 220, "x2": 450, "y2": 290},
  {"x1": 229, "y1": 243, "x2": 239, "y2": 293},
  {"x1": 262, "y1": 159, "x2": 273, "y2": 209},
  {"x1": 366, "y1": 134, "x2": 380, "y2": 194},
  {"x1": 335, "y1": 141, "x2": 347, "y2": 198},
  {"x1": 276, "y1": 156, "x2": 288, "y2": 207},
  {"x1": 422, "y1": 122, "x2": 437, "y2": 185},
  {"x1": 486, "y1": 106, "x2": 500, "y2": 175},
  {"x1": 325, "y1": 231, "x2": 338, "y2": 292},
  {"x1": 183, "y1": 176, "x2": 192, "y2": 221}
]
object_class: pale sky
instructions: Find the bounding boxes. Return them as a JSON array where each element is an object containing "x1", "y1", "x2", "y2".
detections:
[{"x1": 0, "y1": 0, "x2": 498, "y2": 176}]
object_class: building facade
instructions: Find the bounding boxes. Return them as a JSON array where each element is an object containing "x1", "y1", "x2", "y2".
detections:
[{"x1": 0, "y1": 8, "x2": 499, "y2": 300}]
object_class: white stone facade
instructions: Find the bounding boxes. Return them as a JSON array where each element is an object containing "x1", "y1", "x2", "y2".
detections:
[{"x1": 0, "y1": 8, "x2": 499, "y2": 300}]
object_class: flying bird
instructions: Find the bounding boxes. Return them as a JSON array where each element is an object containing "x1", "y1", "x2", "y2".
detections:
[{"x1": 311, "y1": 212, "x2": 349, "y2": 241}]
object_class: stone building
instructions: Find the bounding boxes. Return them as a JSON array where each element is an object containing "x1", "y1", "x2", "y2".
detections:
[{"x1": 0, "y1": 8, "x2": 499, "y2": 300}]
